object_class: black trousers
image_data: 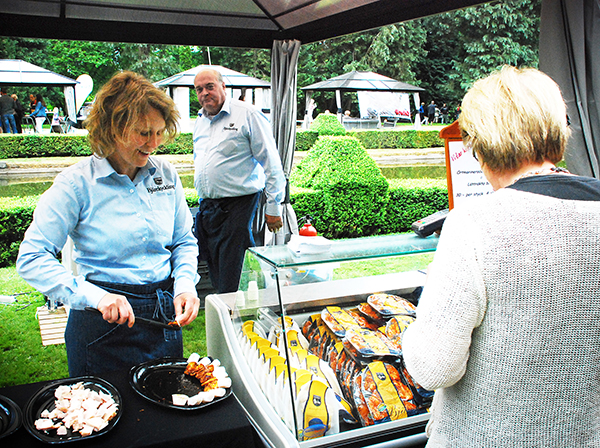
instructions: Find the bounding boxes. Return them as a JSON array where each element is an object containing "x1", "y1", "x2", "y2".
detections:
[{"x1": 194, "y1": 192, "x2": 261, "y2": 293}]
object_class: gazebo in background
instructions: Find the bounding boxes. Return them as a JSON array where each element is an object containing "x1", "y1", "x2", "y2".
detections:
[
  {"x1": 0, "y1": 59, "x2": 79, "y2": 121},
  {"x1": 301, "y1": 71, "x2": 425, "y2": 129},
  {"x1": 154, "y1": 65, "x2": 271, "y2": 133}
]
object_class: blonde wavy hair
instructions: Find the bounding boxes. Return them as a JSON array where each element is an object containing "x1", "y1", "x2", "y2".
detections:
[
  {"x1": 85, "y1": 71, "x2": 179, "y2": 158},
  {"x1": 458, "y1": 66, "x2": 570, "y2": 173}
]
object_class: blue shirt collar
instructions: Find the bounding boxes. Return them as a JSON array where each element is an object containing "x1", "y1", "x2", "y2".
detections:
[{"x1": 93, "y1": 155, "x2": 156, "y2": 181}]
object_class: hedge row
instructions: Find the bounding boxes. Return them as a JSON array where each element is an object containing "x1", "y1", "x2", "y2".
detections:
[
  {"x1": 0, "y1": 134, "x2": 194, "y2": 159},
  {"x1": 0, "y1": 181, "x2": 447, "y2": 268},
  {"x1": 0, "y1": 128, "x2": 443, "y2": 159}
]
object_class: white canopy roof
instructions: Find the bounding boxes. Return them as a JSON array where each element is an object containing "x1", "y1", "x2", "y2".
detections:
[
  {"x1": 0, "y1": 60, "x2": 78, "y2": 87},
  {"x1": 154, "y1": 65, "x2": 270, "y2": 89}
]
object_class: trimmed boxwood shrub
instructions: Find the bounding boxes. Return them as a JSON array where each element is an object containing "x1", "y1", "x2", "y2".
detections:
[
  {"x1": 295, "y1": 131, "x2": 318, "y2": 152},
  {"x1": 291, "y1": 136, "x2": 389, "y2": 238},
  {"x1": 308, "y1": 113, "x2": 346, "y2": 136}
]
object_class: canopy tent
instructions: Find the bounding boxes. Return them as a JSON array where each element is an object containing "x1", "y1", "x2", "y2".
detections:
[
  {"x1": 155, "y1": 65, "x2": 270, "y2": 89},
  {"x1": 154, "y1": 65, "x2": 271, "y2": 132},
  {"x1": 0, "y1": 59, "x2": 79, "y2": 122},
  {"x1": 1, "y1": 1, "x2": 489, "y2": 49},
  {"x1": 301, "y1": 71, "x2": 426, "y2": 128},
  {"x1": 0, "y1": 59, "x2": 78, "y2": 86}
]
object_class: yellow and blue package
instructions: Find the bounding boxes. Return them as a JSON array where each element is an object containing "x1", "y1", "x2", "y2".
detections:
[
  {"x1": 366, "y1": 293, "x2": 417, "y2": 318},
  {"x1": 302, "y1": 313, "x2": 322, "y2": 340},
  {"x1": 277, "y1": 328, "x2": 309, "y2": 359},
  {"x1": 383, "y1": 315, "x2": 416, "y2": 353},
  {"x1": 399, "y1": 362, "x2": 434, "y2": 408},
  {"x1": 343, "y1": 327, "x2": 402, "y2": 358},
  {"x1": 361, "y1": 361, "x2": 418, "y2": 424},
  {"x1": 357, "y1": 302, "x2": 386, "y2": 327},
  {"x1": 303, "y1": 353, "x2": 344, "y2": 399},
  {"x1": 321, "y1": 306, "x2": 365, "y2": 338},
  {"x1": 295, "y1": 379, "x2": 355, "y2": 440},
  {"x1": 241, "y1": 319, "x2": 267, "y2": 339}
]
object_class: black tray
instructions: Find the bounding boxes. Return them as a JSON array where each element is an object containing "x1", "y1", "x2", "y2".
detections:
[
  {"x1": 23, "y1": 376, "x2": 122, "y2": 444},
  {"x1": 129, "y1": 357, "x2": 231, "y2": 410},
  {"x1": 0, "y1": 394, "x2": 22, "y2": 439}
]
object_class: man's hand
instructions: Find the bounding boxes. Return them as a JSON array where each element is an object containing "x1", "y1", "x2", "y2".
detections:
[
  {"x1": 265, "y1": 214, "x2": 283, "y2": 233},
  {"x1": 173, "y1": 292, "x2": 200, "y2": 326}
]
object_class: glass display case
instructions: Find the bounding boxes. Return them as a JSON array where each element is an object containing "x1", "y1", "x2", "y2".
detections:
[{"x1": 206, "y1": 233, "x2": 439, "y2": 448}]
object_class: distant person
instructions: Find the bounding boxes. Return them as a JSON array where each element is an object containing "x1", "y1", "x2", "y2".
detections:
[
  {"x1": 192, "y1": 68, "x2": 286, "y2": 293},
  {"x1": 29, "y1": 94, "x2": 37, "y2": 114},
  {"x1": 427, "y1": 101, "x2": 436, "y2": 124},
  {"x1": 0, "y1": 87, "x2": 18, "y2": 134},
  {"x1": 419, "y1": 102, "x2": 427, "y2": 124},
  {"x1": 11, "y1": 94, "x2": 24, "y2": 133},
  {"x1": 17, "y1": 71, "x2": 200, "y2": 376},
  {"x1": 440, "y1": 103, "x2": 449, "y2": 124},
  {"x1": 51, "y1": 107, "x2": 64, "y2": 133},
  {"x1": 30, "y1": 94, "x2": 47, "y2": 133}
]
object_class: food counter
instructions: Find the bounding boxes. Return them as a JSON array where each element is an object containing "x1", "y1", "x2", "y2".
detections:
[
  {"x1": 0, "y1": 366, "x2": 261, "y2": 447},
  {"x1": 206, "y1": 233, "x2": 438, "y2": 448}
]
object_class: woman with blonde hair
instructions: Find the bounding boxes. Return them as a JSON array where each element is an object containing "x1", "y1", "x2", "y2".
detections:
[
  {"x1": 403, "y1": 66, "x2": 600, "y2": 447},
  {"x1": 17, "y1": 71, "x2": 199, "y2": 376}
]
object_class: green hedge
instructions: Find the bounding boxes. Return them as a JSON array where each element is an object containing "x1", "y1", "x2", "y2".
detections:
[
  {"x1": 0, "y1": 134, "x2": 195, "y2": 159},
  {"x1": 0, "y1": 129, "x2": 442, "y2": 158},
  {"x1": 0, "y1": 181, "x2": 447, "y2": 267}
]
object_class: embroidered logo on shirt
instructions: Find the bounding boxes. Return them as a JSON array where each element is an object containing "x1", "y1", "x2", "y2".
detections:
[
  {"x1": 154, "y1": 177, "x2": 163, "y2": 185},
  {"x1": 147, "y1": 184, "x2": 175, "y2": 194},
  {"x1": 223, "y1": 122, "x2": 238, "y2": 131}
]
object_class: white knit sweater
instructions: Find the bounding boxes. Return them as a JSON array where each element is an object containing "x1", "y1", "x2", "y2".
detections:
[{"x1": 403, "y1": 187, "x2": 600, "y2": 447}]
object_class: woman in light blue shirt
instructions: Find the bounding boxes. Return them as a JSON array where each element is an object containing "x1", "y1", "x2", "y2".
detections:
[{"x1": 17, "y1": 71, "x2": 200, "y2": 376}]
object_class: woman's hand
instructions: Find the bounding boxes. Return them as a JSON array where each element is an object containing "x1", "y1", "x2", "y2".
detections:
[
  {"x1": 97, "y1": 293, "x2": 135, "y2": 328},
  {"x1": 173, "y1": 292, "x2": 200, "y2": 326}
]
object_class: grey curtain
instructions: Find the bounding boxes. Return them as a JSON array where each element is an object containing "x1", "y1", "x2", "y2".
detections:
[
  {"x1": 539, "y1": 0, "x2": 600, "y2": 178},
  {"x1": 253, "y1": 40, "x2": 301, "y2": 246}
]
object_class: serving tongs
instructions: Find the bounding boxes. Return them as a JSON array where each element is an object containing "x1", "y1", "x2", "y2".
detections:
[{"x1": 85, "y1": 306, "x2": 180, "y2": 330}]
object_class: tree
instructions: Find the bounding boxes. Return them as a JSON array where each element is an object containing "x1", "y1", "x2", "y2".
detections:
[
  {"x1": 414, "y1": 0, "x2": 542, "y2": 113},
  {"x1": 298, "y1": 22, "x2": 426, "y2": 117}
]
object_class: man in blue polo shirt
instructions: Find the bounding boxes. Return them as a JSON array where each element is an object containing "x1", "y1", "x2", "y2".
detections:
[{"x1": 192, "y1": 68, "x2": 286, "y2": 293}]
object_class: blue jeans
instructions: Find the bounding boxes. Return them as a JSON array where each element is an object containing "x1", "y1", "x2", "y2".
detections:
[
  {"x1": 194, "y1": 192, "x2": 260, "y2": 293},
  {"x1": 1, "y1": 114, "x2": 17, "y2": 133},
  {"x1": 65, "y1": 277, "x2": 183, "y2": 377}
]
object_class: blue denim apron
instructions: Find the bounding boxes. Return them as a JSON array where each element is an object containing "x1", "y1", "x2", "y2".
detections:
[{"x1": 64, "y1": 277, "x2": 183, "y2": 377}]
